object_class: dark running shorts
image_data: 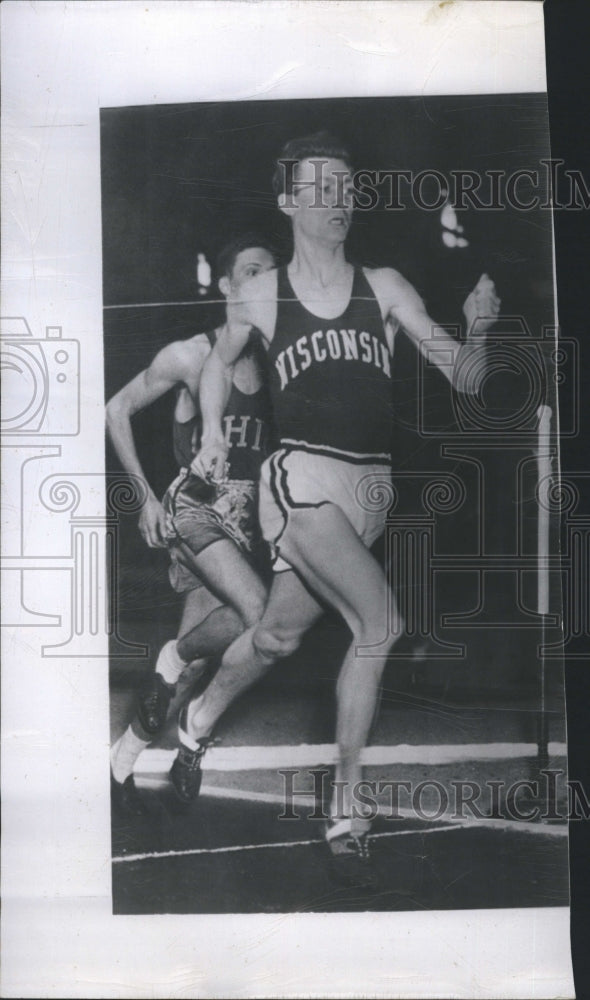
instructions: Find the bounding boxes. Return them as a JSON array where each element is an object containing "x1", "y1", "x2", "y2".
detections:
[{"x1": 162, "y1": 470, "x2": 260, "y2": 593}]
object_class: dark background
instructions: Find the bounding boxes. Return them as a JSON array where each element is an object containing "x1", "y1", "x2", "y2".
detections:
[
  {"x1": 99, "y1": 0, "x2": 590, "y2": 966},
  {"x1": 101, "y1": 92, "x2": 562, "y2": 706},
  {"x1": 101, "y1": 94, "x2": 554, "y2": 311},
  {"x1": 545, "y1": 0, "x2": 590, "y2": 995}
]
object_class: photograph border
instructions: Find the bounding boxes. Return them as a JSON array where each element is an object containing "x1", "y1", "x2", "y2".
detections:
[{"x1": 1, "y1": 2, "x2": 576, "y2": 997}]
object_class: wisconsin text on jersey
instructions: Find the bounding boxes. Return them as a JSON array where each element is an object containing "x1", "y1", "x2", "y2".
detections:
[{"x1": 274, "y1": 326, "x2": 392, "y2": 390}]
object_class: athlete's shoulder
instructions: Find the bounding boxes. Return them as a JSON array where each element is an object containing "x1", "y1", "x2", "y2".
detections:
[
  {"x1": 363, "y1": 265, "x2": 411, "y2": 292},
  {"x1": 186, "y1": 330, "x2": 215, "y2": 353},
  {"x1": 151, "y1": 333, "x2": 210, "y2": 377},
  {"x1": 363, "y1": 266, "x2": 424, "y2": 311}
]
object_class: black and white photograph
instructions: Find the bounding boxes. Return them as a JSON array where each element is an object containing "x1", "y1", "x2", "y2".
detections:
[
  {"x1": 103, "y1": 95, "x2": 571, "y2": 916},
  {"x1": 2, "y1": 2, "x2": 584, "y2": 996}
]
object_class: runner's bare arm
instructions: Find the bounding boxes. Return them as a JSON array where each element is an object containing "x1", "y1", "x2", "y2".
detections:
[
  {"x1": 191, "y1": 314, "x2": 248, "y2": 482},
  {"x1": 369, "y1": 268, "x2": 500, "y2": 393},
  {"x1": 106, "y1": 338, "x2": 209, "y2": 547},
  {"x1": 194, "y1": 270, "x2": 277, "y2": 481}
]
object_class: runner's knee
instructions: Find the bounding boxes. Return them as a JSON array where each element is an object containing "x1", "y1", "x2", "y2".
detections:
[
  {"x1": 349, "y1": 604, "x2": 404, "y2": 652},
  {"x1": 253, "y1": 624, "x2": 302, "y2": 663}
]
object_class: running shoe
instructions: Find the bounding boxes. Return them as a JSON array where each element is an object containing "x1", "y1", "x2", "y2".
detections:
[
  {"x1": 110, "y1": 772, "x2": 150, "y2": 818},
  {"x1": 136, "y1": 672, "x2": 175, "y2": 735},
  {"x1": 324, "y1": 817, "x2": 378, "y2": 890},
  {"x1": 169, "y1": 707, "x2": 217, "y2": 804}
]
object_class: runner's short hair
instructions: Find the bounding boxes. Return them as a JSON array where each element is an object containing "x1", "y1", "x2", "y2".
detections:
[
  {"x1": 272, "y1": 131, "x2": 353, "y2": 197},
  {"x1": 216, "y1": 232, "x2": 277, "y2": 281}
]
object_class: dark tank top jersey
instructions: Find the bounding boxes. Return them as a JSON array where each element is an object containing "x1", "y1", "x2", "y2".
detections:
[
  {"x1": 173, "y1": 331, "x2": 272, "y2": 480},
  {"x1": 267, "y1": 266, "x2": 394, "y2": 462}
]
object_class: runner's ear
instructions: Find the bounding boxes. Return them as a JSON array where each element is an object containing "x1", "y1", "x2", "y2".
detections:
[{"x1": 219, "y1": 276, "x2": 230, "y2": 298}]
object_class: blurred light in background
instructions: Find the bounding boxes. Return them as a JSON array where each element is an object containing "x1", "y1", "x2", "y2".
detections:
[
  {"x1": 441, "y1": 198, "x2": 469, "y2": 249},
  {"x1": 197, "y1": 252, "x2": 212, "y2": 296}
]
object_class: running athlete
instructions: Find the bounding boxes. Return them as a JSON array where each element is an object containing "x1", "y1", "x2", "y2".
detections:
[
  {"x1": 108, "y1": 234, "x2": 276, "y2": 814},
  {"x1": 189, "y1": 132, "x2": 500, "y2": 884}
]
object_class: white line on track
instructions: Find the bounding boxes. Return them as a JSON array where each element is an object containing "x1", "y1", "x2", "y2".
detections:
[
  {"x1": 112, "y1": 818, "x2": 567, "y2": 866},
  {"x1": 120, "y1": 743, "x2": 568, "y2": 866},
  {"x1": 135, "y1": 741, "x2": 567, "y2": 774},
  {"x1": 135, "y1": 781, "x2": 570, "y2": 834},
  {"x1": 113, "y1": 837, "x2": 321, "y2": 864}
]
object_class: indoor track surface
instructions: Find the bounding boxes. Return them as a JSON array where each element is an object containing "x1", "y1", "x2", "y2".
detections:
[{"x1": 111, "y1": 665, "x2": 569, "y2": 915}]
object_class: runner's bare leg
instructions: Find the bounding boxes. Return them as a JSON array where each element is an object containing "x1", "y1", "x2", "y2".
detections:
[
  {"x1": 184, "y1": 569, "x2": 322, "y2": 739},
  {"x1": 111, "y1": 543, "x2": 267, "y2": 786},
  {"x1": 174, "y1": 537, "x2": 268, "y2": 662},
  {"x1": 274, "y1": 503, "x2": 401, "y2": 824}
]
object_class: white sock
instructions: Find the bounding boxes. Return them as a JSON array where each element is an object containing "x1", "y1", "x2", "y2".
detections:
[
  {"x1": 178, "y1": 696, "x2": 212, "y2": 750},
  {"x1": 178, "y1": 724, "x2": 200, "y2": 752},
  {"x1": 155, "y1": 639, "x2": 186, "y2": 685},
  {"x1": 110, "y1": 726, "x2": 150, "y2": 784},
  {"x1": 329, "y1": 791, "x2": 372, "y2": 835}
]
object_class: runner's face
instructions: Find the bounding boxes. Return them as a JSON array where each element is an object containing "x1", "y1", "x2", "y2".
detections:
[
  {"x1": 229, "y1": 247, "x2": 275, "y2": 293},
  {"x1": 291, "y1": 157, "x2": 354, "y2": 246}
]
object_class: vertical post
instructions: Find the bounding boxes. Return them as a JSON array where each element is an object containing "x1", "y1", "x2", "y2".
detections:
[{"x1": 536, "y1": 404, "x2": 552, "y2": 776}]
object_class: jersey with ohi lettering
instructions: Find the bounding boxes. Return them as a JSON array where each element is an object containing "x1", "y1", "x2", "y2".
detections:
[{"x1": 163, "y1": 332, "x2": 272, "y2": 591}]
